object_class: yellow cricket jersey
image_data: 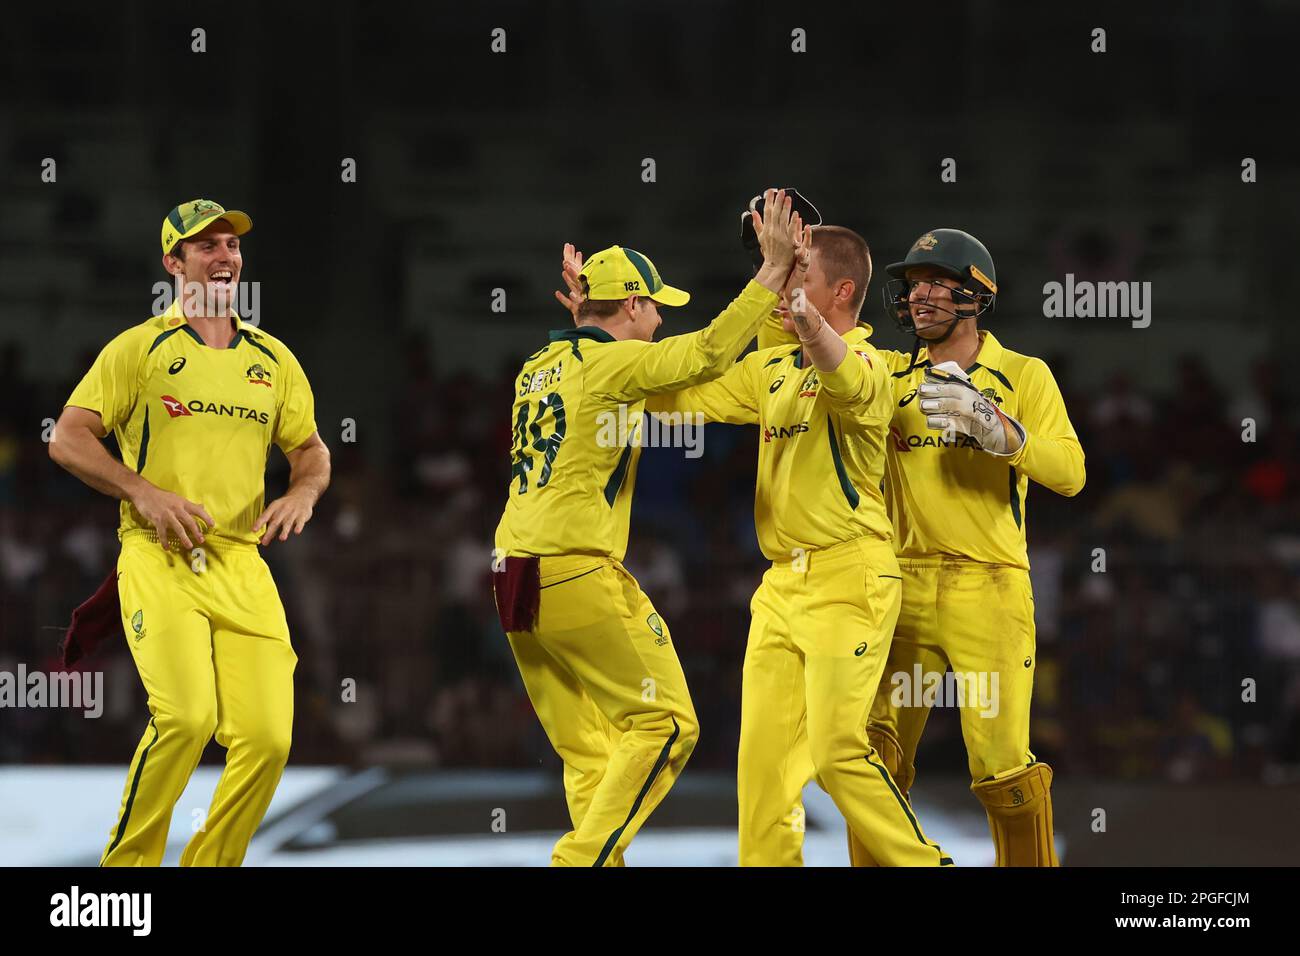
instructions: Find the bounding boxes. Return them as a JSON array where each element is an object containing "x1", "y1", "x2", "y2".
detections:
[
  {"x1": 66, "y1": 300, "x2": 318, "y2": 547},
  {"x1": 649, "y1": 325, "x2": 894, "y2": 561},
  {"x1": 757, "y1": 318, "x2": 1084, "y2": 568},
  {"x1": 882, "y1": 331, "x2": 1084, "y2": 568},
  {"x1": 494, "y1": 280, "x2": 779, "y2": 562},
  {"x1": 756, "y1": 309, "x2": 790, "y2": 352}
]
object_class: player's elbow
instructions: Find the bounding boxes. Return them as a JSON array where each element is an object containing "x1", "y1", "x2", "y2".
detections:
[
  {"x1": 696, "y1": 347, "x2": 732, "y2": 381},
  {"x1": 679, "y1": 353, "x2": 732, "y2": 392},
  {"x1": 49, "y1": 410, "x2": 104, "y2": 468},
  {"x1": 690, "y1": 329, "x2": 740, "y2": 377},
  {"x1": 48, "y1": 427, "x2": 71, "y2": 467},
  {"x1": 1058, "y1": 462, "x2": 1086, "y2": 497},
  {"x1": 318, "y1": 442, "x2": 333, "y2": 487}
]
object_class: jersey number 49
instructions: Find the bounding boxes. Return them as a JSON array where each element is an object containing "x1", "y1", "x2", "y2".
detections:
[{"x1": 510, "y1": 392, "x2": 566, "y2": 494}]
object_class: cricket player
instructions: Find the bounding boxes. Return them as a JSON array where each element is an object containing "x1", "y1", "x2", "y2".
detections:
[
  {"x1": 494, "y1": 190, "x2": 805, "y2": 866},
  {"x1": 51, "y1": 199, "x2": 330, "y2": 866},
  {"x1": 762, "y1": 224, "x2": 1084, "y2": 866},
  {"x1": 854, "y1": 228, "x2": 1084, "y2": 865},
  {"x1": 644, "y1": 224, "x2": 952, "y2": 867}
]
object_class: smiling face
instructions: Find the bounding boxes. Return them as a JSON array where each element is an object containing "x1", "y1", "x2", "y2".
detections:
[
  {"x1": 163, "y1": 218, "x2": 242, "y2": 314},
  {"x1": 905, "y1": 265, "x2": 965, "y2": 339}
]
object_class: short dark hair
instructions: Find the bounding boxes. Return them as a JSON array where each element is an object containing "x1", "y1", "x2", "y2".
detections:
[
  {"x1": 812, "y1": 226, "x2": 872, "y2": 316},
  {"x1": 576, "y1": 276, "x2": 625, "y2": 323}
]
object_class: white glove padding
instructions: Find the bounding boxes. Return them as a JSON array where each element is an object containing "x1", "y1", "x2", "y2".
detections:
[{"x1": 918, "y1": 361, "x2": 1026, "y2": 456}]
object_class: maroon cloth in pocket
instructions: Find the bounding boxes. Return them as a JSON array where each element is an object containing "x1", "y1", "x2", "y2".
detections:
[
  {"x1": 493, "y1": 556, "x2": 541, "y2": 633},
  {"x1": 61, "y1": 568, "x2": 123, "y2": 669}
]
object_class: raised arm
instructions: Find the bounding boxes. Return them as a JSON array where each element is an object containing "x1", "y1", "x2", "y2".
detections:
[
  {"x1": 646, "y1": 356, "x2": 760, "y2": 425},
  {"x1": 573, "y1": 190, "x2": 812, "y2": 401},
  {"x1": 779, "y1": 295, "x2": 889, "y2": 432}
]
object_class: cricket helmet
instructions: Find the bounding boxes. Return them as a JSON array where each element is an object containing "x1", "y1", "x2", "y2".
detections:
[{"x1": 882, "y1": 228, "x2": 997, "y2": 334}]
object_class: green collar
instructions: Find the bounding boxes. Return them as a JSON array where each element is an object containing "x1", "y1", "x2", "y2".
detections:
[{"x1": 549, "y1": 326, "x2": 617, "y2": 344}]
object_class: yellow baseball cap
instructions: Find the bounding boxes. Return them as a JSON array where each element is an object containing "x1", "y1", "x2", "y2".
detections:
[
  {"x1": 160, "y1": 199, "x2": 252, "y2": 254},
  {"x1": 580, "y1": 245, "x2": 690, "y2": 307}
]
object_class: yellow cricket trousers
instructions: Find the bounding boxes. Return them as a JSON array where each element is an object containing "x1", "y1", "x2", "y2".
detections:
[
  {"x1": 868, "y1": 556, "x2": 1038, "y2": 789},
  {"x1": 504, "y1": 555, "x2": 699, "y2": 866},
  {"x1": 846, "y1": 556, "x2": 1048, "y2": 866},
  {"x1": 101, "y1": 531, "x2": 297, "y2": 867},
  {"x1": 738, "y1": 536, "x2": 950, "y2": 867}
]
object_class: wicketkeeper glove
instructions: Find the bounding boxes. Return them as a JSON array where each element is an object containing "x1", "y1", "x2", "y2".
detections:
[
  {"x1": 918, "y1": 361, "x2": 1026, "y2": 456},
  {"x1": 740, "y1": 187, "x2": 822, "y2": 270}
]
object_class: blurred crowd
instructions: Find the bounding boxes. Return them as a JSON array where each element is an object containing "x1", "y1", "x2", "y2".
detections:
[{"x1": 3, "y1": 332, "x2": 1299, "y2": 787}]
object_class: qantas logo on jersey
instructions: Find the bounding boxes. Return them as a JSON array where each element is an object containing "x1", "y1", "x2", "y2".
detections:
[
  {"x1": 890, "y1": 424, "x2": 982, "y2": 452},
  {"x1": 159, "y1": 394, "x2": 269, "y2": 424},
  {"x1": 764, "y1": 422, "x2": 809, "y2": 442},
  {"x1": 160, "y1": 395, "x2": 192, "y2": 418}
]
